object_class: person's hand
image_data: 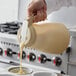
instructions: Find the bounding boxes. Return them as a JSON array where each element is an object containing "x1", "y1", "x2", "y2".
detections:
[{"x1": 28, "y1": 0, "x2": 47, "y2": 22}]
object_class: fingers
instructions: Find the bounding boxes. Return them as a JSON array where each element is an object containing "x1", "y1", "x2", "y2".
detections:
[
  {"x1": 28, "y1": 9, "x2": 47, "y2": 22},
  {"x1": 28, "y1": 0, "x2": 41, "y2": 16},
  {"x1": 33, "y1": 9, "x2": 47, "y2": 22},
  {"x1": 27, "y1": 0, "x2": 47, "y2": 23},
  {"x1": 43, "y1": 0, "x2": 47, "y2": 11}
]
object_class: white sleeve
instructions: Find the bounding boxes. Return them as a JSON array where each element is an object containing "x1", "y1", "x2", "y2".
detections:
[{"x1": 46, "y1": 0, "x2": 76, "y2": 15}]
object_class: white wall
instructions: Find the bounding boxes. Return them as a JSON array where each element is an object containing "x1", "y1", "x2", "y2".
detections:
[
  {"x1": 18, "y1": 0, "x2": 31, "y2": 22},
  {"x1": 0, "y1": 0, "x2": 18, "y2": 23}
]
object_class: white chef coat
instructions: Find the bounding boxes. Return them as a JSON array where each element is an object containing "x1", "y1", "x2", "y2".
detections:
[
  {"x1": 46, "y1": 0, "x2": 76, "y2": 14},
  {"x1": 18, "y1": 0, "x2": 76, "y2": 22}
]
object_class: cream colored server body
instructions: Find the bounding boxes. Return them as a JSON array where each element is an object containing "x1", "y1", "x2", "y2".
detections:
[{"x1": 18, "y1": 22, "x2": 70, "y2": 54}]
